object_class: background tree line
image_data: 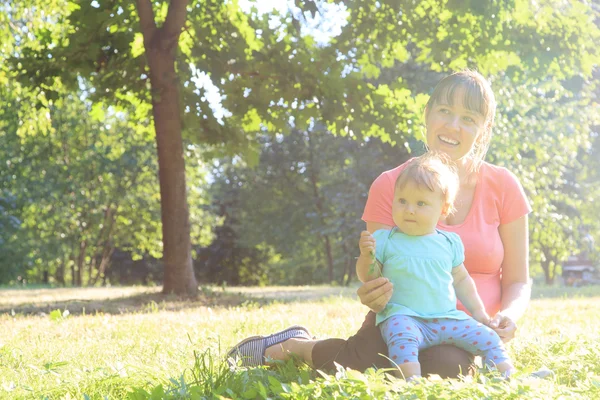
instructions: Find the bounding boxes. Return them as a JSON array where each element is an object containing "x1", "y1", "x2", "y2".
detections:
[{"x1": 0, "y1": 0, "x2": 599, "y2": 289}]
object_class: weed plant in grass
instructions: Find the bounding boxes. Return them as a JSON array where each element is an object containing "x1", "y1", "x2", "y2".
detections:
[{"x1": 0, "y1": 285, "x2": 599, "y2": 399}]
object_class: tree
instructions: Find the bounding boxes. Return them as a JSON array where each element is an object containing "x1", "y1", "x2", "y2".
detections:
[
  {"x1": 195, "y1": 165, "x2": 274, "y2": 286},
  {"x1": 8, "y1": 0, "x2": 600, "y2": 291},
  {"x1": 488, "y1": 74, "x2": 598, "y2": 284},
  {"x1": 0, "y1": 89, "x2": 159, "y2": 285},
  {"x1": 206, "y1": 129, "x2": 412, "y2": 285},
  {"x1": 133, "y1": 0, "x2": 197, "y2": 294},
  {"x1": 10, "y1": 0, "x2": 333, "y2": 294}
]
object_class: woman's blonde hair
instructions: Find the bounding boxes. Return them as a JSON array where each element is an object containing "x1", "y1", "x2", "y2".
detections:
[
  {"x1": 395, "y1": 151, "x2": 460, "y2": 216},
  {"x1": 424, "y1": 69, "x2": 496, "y2": 174}
]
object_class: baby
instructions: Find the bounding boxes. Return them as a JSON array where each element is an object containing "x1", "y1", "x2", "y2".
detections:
[{"x1": 356, "y1": 152, "x2": 515, "y2": 380}]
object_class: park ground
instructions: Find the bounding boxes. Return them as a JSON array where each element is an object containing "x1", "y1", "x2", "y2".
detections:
[{"x1": 1, "y1": 283, "x2": 599, "y2": 399}]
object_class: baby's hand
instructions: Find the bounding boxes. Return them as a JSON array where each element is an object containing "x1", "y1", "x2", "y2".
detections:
[
  {"x1": 489, "y1": 313, "x2": 518, "y2": 343},
  {"x1": 358, "y1": 231, "x2": 375, "y2": 256}
]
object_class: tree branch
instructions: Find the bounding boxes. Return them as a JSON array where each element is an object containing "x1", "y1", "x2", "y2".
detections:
[
  {"x1": 135, "y1": 0, "x2": 157, "y2": 46},
  {"x1": 163, "y1": 0, "x2": 189, "y2": 40}
]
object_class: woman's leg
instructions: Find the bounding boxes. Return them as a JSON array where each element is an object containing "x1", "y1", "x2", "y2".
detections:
[
  {"x1": 227, "y1": 326, "x2": 314, "y2": 367},
  {"x1": 310, "y1": 311, "x2": 390, "y2": 372},
  {"x1": 419, "y1": 345, "x2": 475, "y2": 378},
  {"x1": 264, "y1": 338, "x2": 319, "y2": 367},
  {"x1": 229, "y1": 320, "x2": 384, "y2": 370},
  {"x1": 256, "y1": 315, "x2": 473, "y2": 377}
]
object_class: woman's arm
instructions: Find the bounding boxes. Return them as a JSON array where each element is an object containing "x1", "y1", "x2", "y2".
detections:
[{"x1": 490, "y1": 215, "x2": 531, "y2": 341}]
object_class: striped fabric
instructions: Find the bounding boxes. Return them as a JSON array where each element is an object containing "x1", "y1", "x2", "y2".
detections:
[{"x1": 227, "y1": 325, "x2": 312, "y2": 367}]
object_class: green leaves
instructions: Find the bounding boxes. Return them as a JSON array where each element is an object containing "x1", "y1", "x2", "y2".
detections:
[
  {"x1": 7, "y1": 0, "x2": 600, "y2": 154},
  {"x1": 489, "y1": 73, "x2": 597, "y2": 283},
  {"x1": 130, "y1": 33, "x2": 145, "y2": 58},
  {"x1": 2, "y1": 0, "x2": 600, "y2": 287},
  {"x1": 204, "y1": 129, "x2": 412, "y2": 285}
]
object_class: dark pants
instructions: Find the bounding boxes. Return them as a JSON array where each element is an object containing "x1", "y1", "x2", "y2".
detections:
[{"x1": 312, "y1": 311, "x2": 474, "y2": 378}]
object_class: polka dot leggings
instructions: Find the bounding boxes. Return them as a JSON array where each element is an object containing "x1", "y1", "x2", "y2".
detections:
[{"x1": 380, "y1": 315, "x2": 510, "y2": 367}]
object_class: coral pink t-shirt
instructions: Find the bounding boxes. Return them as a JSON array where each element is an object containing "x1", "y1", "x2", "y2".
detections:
[{"x1": 362, "y1": 160, "x2": 532, "y2": 316}]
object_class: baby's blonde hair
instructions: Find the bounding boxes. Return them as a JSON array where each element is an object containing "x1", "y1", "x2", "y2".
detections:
[{"x1": 395, "y1": 152, "x2": 459, "y2": 216}]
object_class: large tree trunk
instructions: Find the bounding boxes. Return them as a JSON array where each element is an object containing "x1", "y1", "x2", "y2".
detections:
[{"x1": 137, "y1": 0, "x2": 197, "y2": 295}]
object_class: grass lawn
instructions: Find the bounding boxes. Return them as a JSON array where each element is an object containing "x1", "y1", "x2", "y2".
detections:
[{"x1": 1, "y1": 284, "x2": 599, "y2": 399}]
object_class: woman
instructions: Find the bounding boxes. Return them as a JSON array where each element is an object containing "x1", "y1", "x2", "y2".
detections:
[{"x1": 227, "y1": 70, "x2": 531, "y2": 378}]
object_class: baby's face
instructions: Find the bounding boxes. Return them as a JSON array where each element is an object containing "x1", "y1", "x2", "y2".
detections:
[{"x1": 391, "y1": 180, "x2": 446, "y2": 236}]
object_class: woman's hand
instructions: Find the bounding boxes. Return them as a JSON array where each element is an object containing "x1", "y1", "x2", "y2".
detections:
[
  {"x1": 356, "y1": 277, "x2": 393, "y2": 313},
  {"x1": 489, "y1": 313, "x2": 517, "y2": 343}
]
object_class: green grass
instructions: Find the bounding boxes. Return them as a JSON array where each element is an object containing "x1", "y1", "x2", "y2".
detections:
[{"x1": 1, "y1": 284, "x2": 599, "y2": 399}]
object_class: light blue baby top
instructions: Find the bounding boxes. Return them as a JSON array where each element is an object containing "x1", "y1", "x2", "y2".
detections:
[{"x1": 374, "y1": 227, "x2": 470, "y2": 325}]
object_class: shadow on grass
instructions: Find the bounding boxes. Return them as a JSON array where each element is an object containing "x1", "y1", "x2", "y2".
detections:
[
  {"x1": 3, "y1": 281, "x2": 598, "y2": 316},
  {"x1": 6, "y1": 282, "x2": 599, "y2": 316},
  {"x1": 0, "y1": 285, "x2": 357, "y2": 316},
  {"x1": 0, "y1": 287, "x2": 252, "y2": 316}
]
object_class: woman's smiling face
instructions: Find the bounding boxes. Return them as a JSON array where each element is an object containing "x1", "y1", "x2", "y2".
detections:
[{"x1": 425, "y1": 87, "x2": 486, "y2": 163}]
